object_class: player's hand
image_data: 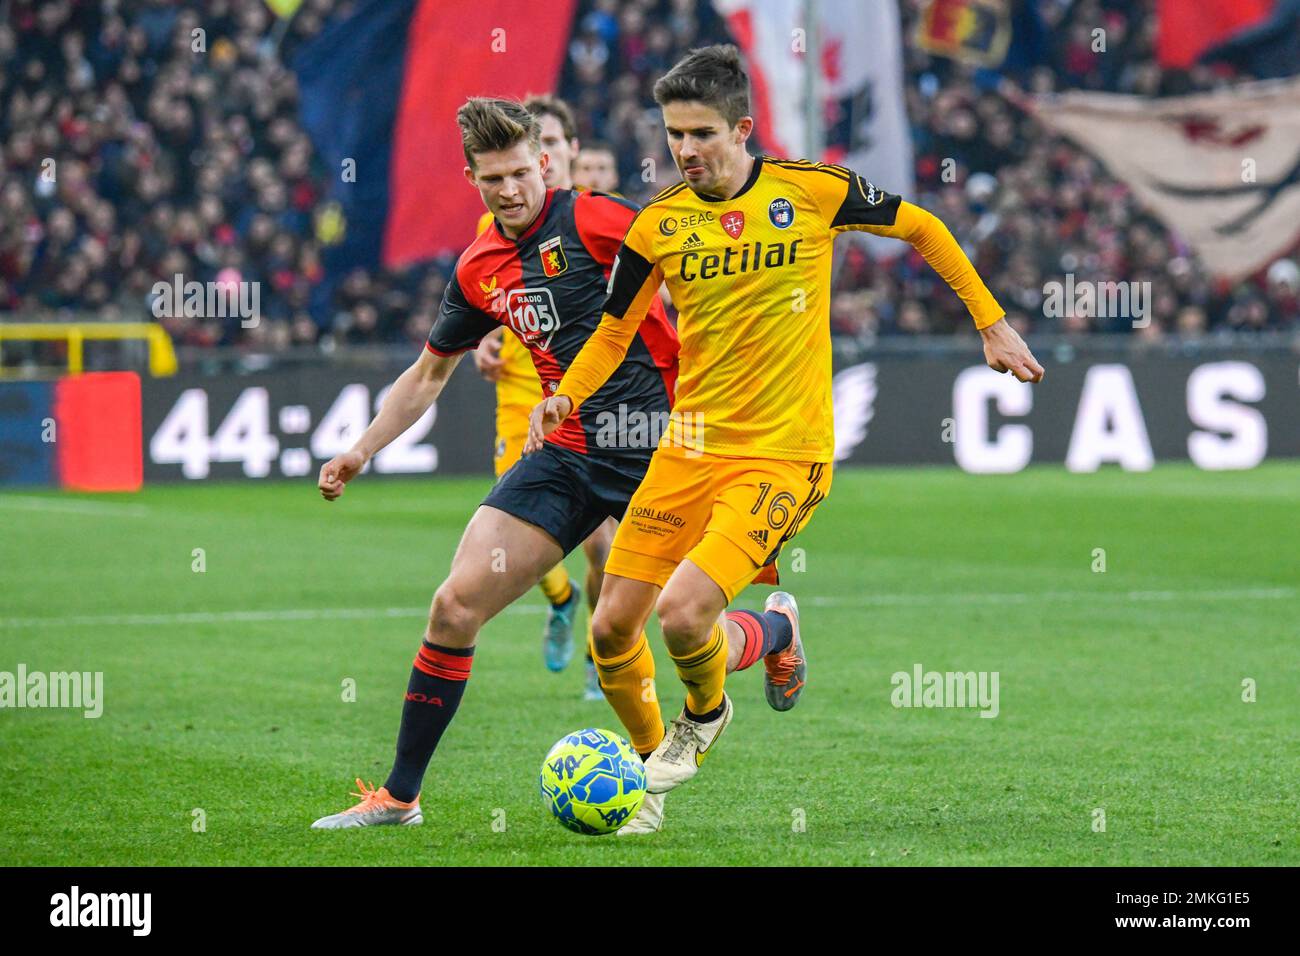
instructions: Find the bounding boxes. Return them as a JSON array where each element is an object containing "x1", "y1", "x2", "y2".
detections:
[
  {"x1": 473, "y1": 331, "x2": 505, "y2": 382},
  {"x1": 524, "y1": 395, "x2": 573, "y2": 454},
  {"x1": 318, "y1": 449, "x2": 367, "y2": 501},
  {"x1": 980, "y1": 317, "x2": 1045, "y2": 383}
]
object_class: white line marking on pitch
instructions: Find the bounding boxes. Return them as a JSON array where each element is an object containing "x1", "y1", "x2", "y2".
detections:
[
  {"x1": 0, "y1": 495, "x2": 150, "y2": 518},
  {"x1": 0, "y1": 605, "x2": 540, "y2": 629},
  {"x1": 2, "y1": 587, "x2": 1293, "y2": 630},
  {"x1": 805, "y1": 587, "x2": 1295, "y2": 608}
]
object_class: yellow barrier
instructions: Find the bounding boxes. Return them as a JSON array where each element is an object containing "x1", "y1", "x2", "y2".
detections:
[{"x1": 0, "y1": 322, "x2": 178, "y2": 377}]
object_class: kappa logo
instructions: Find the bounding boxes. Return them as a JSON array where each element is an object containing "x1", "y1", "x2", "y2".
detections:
[
  {"x1": 679, "y1": 231, "x2": 704, "y2": 250},
  {"x1": 405, "y1": 692, "x2": 444, "y2": 706},
  {"x1": 856, "y1": 175, "x2": 883, "y2": 207},
  {"x1": 747, "y1": 528, "x2": 769, "y2": 547}
]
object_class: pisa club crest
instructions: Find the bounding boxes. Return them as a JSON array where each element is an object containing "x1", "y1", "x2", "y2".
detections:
[
  {"x1": 769, "y1": 197, "x2": 794, "y2": 228},
  {"x1": 539, "y1": 235, "x2": 568, "y2": 277},
  {"x1": 720, "y1": 210, "x2": 745, "y2": 239}
]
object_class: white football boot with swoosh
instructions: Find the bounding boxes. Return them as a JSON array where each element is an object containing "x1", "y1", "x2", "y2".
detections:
[{"x1": 643, "y1": 693, "x2": 733, "y2": 793}]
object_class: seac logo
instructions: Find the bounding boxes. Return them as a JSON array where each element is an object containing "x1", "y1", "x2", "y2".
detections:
[
  {"x1": 660, "y1": 211, "x2": 714, "y2": 237},
  {"x1": 769, "y1": 197, "x2": 794, "y2": 228},
  {"x1": 505, "y1": 287, "x2": 561, "y2": 349},
  {"x1": 720, "y1": 210, "x2": 745, "y2": 239}
]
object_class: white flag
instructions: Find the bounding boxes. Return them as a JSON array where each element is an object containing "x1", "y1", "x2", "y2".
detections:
[
  {"x1": 712, "y1": 0, "x2": 915, "y2": 215},
  {"x1": 1031, "y1": 78, "x2": 1300, "y2": 280}
]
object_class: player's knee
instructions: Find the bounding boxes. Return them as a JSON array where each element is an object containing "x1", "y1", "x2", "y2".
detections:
[
  {"x1": 590, "y1": 607, "x2": 638, "y2": 659},
  {"x1": 427, "y1": 583, "x2": 482, "y2": 645},
  {"x1": 655, "y1": 591, "x2": 712, "y2": 651}
]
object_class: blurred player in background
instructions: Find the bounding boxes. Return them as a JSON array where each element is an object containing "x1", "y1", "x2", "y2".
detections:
[
  {"x1": 530, "y1": 45, "x2": 1045, "y2": 833},
  {"x1": 573, "y1": 141, "x2": 621, "y2": 195},
  {"x1": 471, "y1": 95, "x2": 608, "y2": 700}
]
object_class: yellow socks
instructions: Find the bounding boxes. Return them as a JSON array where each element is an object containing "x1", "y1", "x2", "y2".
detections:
[
  {"x1": 591, "y1": 632, "x2": 663, "y2": 756},
  {"x1": 670, "y1": 623, "x2": 728, "y2": 716},
  {"x1": 538, "y1": 565, "x2": 572, "y2": 606}
]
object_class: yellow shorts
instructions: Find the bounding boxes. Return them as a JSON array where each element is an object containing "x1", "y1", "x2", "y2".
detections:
[
  {"x1": 605, "y1": 443, "x2": 833, "y2": 602},
  {"x1": 494, "y1": 406, "x2": 532, "y2": 477}
]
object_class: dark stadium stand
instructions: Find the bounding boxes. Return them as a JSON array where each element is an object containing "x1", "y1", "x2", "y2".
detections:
[{"x1": 1, "y1": 0, "x2": 1296, "y2": 369}]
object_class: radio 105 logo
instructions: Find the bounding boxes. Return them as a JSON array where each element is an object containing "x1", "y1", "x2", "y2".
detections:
[{"x1": 506, "y1": 288, "x2": 561, "y2": 350}]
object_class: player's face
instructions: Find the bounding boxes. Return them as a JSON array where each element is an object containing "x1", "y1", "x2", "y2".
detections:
[
  {"x1": 465, "y1": 141, "x2": 549, "y2": 237},
  {"x1": 574, "y1": 150, "x2": 618, "y2": 192},
  {"x1": 663, "y1": 100, "x2": 753, "y2": 199},
  {"x1": 537, "y1": 114, "x2": 578, "y2": 190}
]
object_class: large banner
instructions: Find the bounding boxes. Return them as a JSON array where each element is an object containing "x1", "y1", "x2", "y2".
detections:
[
  {"x1": 830, "y1": 350, "x2": 1299, "y2": 471},
  {"x1": 142, "y1": 350, "x2": 1300, "y2": 480},
  {"x1": 294, "y1": 0, "x2": 577, "y2": 324},
  {"x1": 1156, "y1": 0, "x2": 1273, "y2": 69},
  {"x1": 5, "y1": 351, "x2": 1295, "y2": 487},
  {"x1": 1030, "y1": 78, "x2": 1300, "y2": 280},
  {"x1": 141, "y1": 366, "x2": 494, "y2": 482}
]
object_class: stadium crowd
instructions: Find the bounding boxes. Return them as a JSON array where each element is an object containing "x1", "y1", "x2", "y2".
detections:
[{"x1": 1, "y1": 0, "x2": 1296, "y2": 359}]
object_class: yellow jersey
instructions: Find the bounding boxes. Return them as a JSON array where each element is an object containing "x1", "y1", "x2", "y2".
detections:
[
  {"x1": 475, "y1": 211, "x2": 541, "y2": 418},
  {"x1": 554, "y1": 156, "x2": 1005, "y2": 461}
]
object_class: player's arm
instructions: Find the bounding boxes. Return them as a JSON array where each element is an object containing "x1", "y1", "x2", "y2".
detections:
[
  {"x1": 524, "y1": 198, "x2": 664, "y2": 451},
  {"x1": 821, "y1": 169, "x2": 1043, "y2": 383},
  {"x1": 318, "y1": 269, "x2": 497, "y2": 500},
  {"x1": 317, "y1": 348, "x2": 461, "y2": 500}
]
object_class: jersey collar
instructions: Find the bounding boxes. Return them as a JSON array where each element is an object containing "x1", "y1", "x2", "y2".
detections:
[
  {"x1": 694, "y1": 155, "x2": 763, "y2": 203},
  {"x1": 494, "y1": 188, "x2": 557, "y2": 244}
]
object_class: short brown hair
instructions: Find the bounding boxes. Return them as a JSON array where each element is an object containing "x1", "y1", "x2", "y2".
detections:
[
  {"x1": 523, "y1": 93, "x2": 577, "y2": 141},
  {"x1": 457, "y1": 97, "x2": 539, "y2": 167},
  {"x1": 652, "y1": 44, "x2": 750, "y2": 127}
]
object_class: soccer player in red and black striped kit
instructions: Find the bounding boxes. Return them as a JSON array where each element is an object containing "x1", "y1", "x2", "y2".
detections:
[{"x1": 311, "y1": 99, "x2": 803, "y2": 833}]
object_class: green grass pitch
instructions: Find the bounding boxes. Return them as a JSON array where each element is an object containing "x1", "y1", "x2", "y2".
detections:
[{"x1": 2, "y1": 463, "x2": 1297, "y2": 866}]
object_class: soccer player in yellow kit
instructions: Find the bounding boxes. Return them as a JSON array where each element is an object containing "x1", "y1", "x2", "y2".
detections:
[
  {"x1": 473, "y1": 95, "x2": 610, "y2": 698},
  {"x1": 527, "y1": 45, "x2": 1044, "y2": 834}
]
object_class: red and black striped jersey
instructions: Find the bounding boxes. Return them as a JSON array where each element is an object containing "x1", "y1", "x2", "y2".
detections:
[{"x1": 427, "y1": 188, "x2": 678, "y2": 457}]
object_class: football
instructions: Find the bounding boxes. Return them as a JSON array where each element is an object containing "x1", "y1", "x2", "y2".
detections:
[{"x1": 539, "y1": 728, "x2": 647, "y2": 835}]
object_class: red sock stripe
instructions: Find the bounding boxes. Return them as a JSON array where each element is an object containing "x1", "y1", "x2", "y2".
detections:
[
  {"x1": 728, "y1": 611, "x2": 765, "y2": 671},
  {"x1": 413, "y1": 644, "x2": 474, "y2": 681}
]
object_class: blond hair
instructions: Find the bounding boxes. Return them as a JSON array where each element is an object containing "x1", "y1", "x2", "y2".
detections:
[{"x1": 457, "y1": 97, "x2": 540, "y2": 168}]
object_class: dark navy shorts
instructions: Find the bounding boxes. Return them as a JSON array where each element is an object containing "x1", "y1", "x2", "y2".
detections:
[{"x1": 480, "y1": 443, "x2": 650, "y2": 554}]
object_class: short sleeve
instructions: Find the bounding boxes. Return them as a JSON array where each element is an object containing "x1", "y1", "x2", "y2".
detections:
[
  {"x1": 573, "y1": 192, "x2": 640, "y2": 267},
  {"x1": 426, "y1": 270, "x2": 498, "y2": 356}
]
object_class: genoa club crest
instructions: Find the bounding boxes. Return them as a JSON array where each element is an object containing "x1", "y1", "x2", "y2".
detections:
[
  {"x1": 539, "y1": 235, "x2": 568, "y2": 277},
  {"x1": 720, "y1": 210, "x2": 745, "y2": 240}
]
